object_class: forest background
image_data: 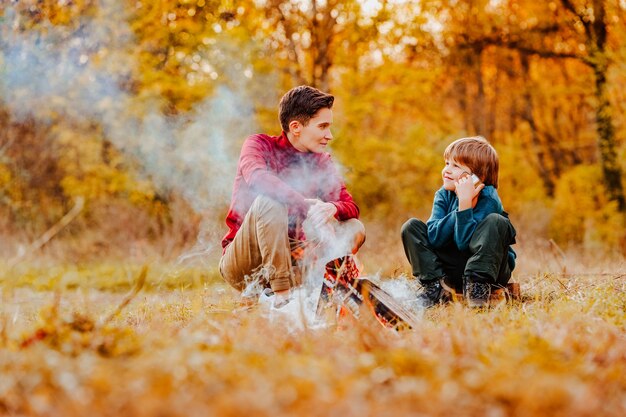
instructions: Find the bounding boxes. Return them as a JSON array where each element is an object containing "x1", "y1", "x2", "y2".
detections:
[{"x1": 2, "y1": 0, "x2": 626, "y2": 275}]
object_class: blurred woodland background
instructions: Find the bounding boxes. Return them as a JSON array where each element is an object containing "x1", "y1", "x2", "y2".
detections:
[{"x1": 1, "y1": 0, "x2": 626, "y2": 268}]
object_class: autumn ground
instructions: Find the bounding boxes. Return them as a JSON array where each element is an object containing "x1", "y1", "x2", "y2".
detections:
[{"x1": 0, "y1": 246, "x2": 625, "y2": 417}]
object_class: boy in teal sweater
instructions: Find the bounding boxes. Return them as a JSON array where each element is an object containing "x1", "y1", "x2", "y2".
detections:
[{"x1": 401, "y1": 136, "x2": 516, "y2": 307}]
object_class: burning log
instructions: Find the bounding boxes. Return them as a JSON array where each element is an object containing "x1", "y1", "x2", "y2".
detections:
[
  {"x1": 315, "y1": 256, "x2": 522, "y2": 328},
  {"x1": 316, "y1": 256, "x2": 419, "y2": 330}
]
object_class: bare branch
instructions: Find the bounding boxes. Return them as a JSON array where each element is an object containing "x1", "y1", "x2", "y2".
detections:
[
  {"x1": 7, "y1": 197, "x2": 85, "y2": 270},
  {"x1": 459, "y1": 36, "x2": 582, "y2": 62},
  {"x1": 101, "y1": 266, "x2": 148, "y2": 326},
  {"x1": 559, "y1": 0, "x2": 594, "y2": 40},
  {"x1": 560, "y1": 0, "x2": 582, "y2": 18}
]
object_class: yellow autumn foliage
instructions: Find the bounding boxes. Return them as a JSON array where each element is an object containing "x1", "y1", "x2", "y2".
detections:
[{"x1": 551, "y1": 165, "x2": 625, "y2": 253}]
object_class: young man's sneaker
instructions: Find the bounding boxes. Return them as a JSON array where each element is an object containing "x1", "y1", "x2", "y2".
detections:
[
  {"x1": 464, "y1": 281, "x2": 491, "y2": 308},
  {"x1": 417, "y1": 279, "x2": 448, "y2": 308}
]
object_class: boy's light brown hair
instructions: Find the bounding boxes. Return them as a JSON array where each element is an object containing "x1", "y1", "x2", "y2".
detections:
[{"x1": 444, "y1": 136, "x2": 499, "y2": 188}]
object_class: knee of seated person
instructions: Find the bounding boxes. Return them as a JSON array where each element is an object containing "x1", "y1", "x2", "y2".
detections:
[
  {"x1": 219, "y1": 263, "x2": 247, "y2": 292},
  {"x1": 342, "y1": 218, "x2": 365, "y2": 236},
  {"x1": 250, "y1": 195, "x2": 288, "y2": 219},
  {"x1": 479, "y1": 213, "x2": 509, "y2": 232},
  {"x1": 347, "y1": 219, "x2": 366, "y2": 252},
  {"x1": 401, "y1": 218, "x2": 426, "y2": 237}
]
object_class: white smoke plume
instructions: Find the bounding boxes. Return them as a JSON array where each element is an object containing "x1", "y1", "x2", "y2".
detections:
[
  {"x1": 0, "y1": 1, "x2": 260, "y2": 264},
  {"x1": 1, "y1": 2, "x2": 254, "y2": 212}
]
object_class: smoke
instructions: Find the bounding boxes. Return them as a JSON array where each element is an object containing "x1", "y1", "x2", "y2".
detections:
[
  {"x1": 1, "y1": 2, "x2": 132, "y2": 122},
  {"x1": 376, "y1": 273, "x2": 424, "y2": 315},
  {"x1": 0, "y1": 1, "x2": 261, "y2": 265},
  {"x1": 0, "y1": 2, "x2": 254, "y2": 213},
  {"x1": 116, "y1": 87, "x2": 253, "y2": 213}
]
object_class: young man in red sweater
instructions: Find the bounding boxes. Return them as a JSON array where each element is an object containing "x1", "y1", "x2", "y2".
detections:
[{"x1": 220, "y1": 86, "x2": 365, "y2": 306}]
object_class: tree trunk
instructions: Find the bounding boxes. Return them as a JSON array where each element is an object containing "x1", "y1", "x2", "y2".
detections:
[
  {"x1": 593, "y1": 62, "x2": 625, "y2": 211},
  {"x1": 559, "y1": 0, "x2": 625, "y2": 211},
  {"x1": 589, "y1": 0, "x2": 625, "y2": 212},
  {"x1": 519, "y1": 53, "x2": 556, "y2": 196},
  {"x1": 472, "y1": 46, "x2": 487, "y2": 136}
]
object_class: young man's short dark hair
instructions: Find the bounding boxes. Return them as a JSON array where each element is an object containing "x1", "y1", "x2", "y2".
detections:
[{"x1": 278, "y1": 85, "x2": 335, "y2": 132}]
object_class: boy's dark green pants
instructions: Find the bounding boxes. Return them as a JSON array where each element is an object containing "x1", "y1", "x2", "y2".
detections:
[{"x1": 401, "y1": 213, "x2": 516, "y2": 292}]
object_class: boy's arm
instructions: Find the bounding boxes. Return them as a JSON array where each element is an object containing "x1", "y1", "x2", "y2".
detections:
[
  {"x1": 426, "y1": 190, "x2": 456, "y2": 248},
  {"x1": 239, "y1": 137, "x2": 309, "y2": 215},
  {"x1": 454, "y1": 194, "x2": 501, "y2": 250}
]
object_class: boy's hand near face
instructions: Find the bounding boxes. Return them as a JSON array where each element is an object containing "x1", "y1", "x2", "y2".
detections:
[{"x1": 455, "y1": 174, "x2": 485, "y2": 211}]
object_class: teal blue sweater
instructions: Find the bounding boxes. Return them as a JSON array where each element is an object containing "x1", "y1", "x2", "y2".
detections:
[{"x1": 426, "y1": 186, "x2": 516, "y2": 269}]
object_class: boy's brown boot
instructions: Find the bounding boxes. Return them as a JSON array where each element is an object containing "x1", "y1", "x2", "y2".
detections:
[
  {"x1": 464, "y1": 279, "x2": 491, "y2": 308},
  {"x1": 417, "y1": 279, "x2": 450, "y2": 308}
]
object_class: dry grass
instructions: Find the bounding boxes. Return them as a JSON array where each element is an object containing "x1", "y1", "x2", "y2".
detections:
[{"x1": 0, "y1": 261, "x2": 625, "y2": 417}]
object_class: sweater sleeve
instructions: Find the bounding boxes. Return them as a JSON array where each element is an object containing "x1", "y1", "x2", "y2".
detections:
[
  {"x1": 454, "y1": 193, "x2": 502, "y2": 251},
  {"x1": 239, "y1": 136, "x2": 309, "y2": 214},
  {"x1": 426, "y1": 190, "x2": 456, "y2": 248},
  {"x1": 317, "y1": 154, "x2": 359, "y2": 220},
  {"x1": 331, "y1": 184, "x2": 360, "y2": 220}
]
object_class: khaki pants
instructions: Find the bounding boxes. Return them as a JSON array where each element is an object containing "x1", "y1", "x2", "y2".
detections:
[{"x1": 219, "y1": 195, "x2": 365, "y2": 293}]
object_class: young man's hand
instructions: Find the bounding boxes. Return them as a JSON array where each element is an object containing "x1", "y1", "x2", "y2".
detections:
[
  {"x1": 455, "y1": 175, "x2": 485, "y2": 211},
  {"x1": 305, "y1": 199, "x2": 338, "y2": 227}
]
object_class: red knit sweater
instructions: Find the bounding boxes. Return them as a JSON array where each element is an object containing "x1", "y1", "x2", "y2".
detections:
[{"x1": 222, "y1": 132, "x2": 359, "y2": 249}]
